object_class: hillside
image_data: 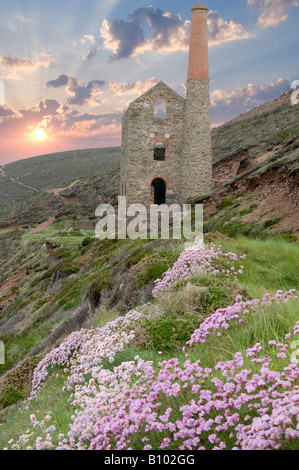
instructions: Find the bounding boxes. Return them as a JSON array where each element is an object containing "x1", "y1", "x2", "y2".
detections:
[
  {"x1": 0, "y1": 91, "x2": 298, "y2": 239},
  {"x1": 0, "y1": 147, "x2": 121, "y2": 229},
  {"x1": 0, "y1": 91, "x2": 298, "y2": 450},
  {"x1": 0, "y1": 237, "x2": 298, "y2": 450},
  {"x1": 199, "y1": 90, "x2": 299, "y2": 239}
]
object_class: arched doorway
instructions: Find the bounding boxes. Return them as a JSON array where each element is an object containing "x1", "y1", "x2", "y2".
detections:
[{"x1": 151, "y1": 178, "x2": 166, "y2": 205}]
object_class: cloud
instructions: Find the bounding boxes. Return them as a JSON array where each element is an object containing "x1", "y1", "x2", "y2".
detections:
[
  {"x1": 211, "y1": 77, "x2": 291, "y2": 124},
  {"x1": 47, "y1": 75, "x2": 106, "y2": 106},
  {"x1": 0, "y1": 53, "x2": 54, "y2": 70},
  {"x1": 0, "y1": 53, "x2": 55, "y2": 79},
  {"x1": 83, "y1": 48, "x2": 98, "y2": 60},
  {"x1": 248, "y1": 0, "x2": 299, "y2": 28},
  {"x1": 47, "y1": 74, "x2": 70, "y2": 88},
  {"x1": 109, "y1": 78, "x2": 158, "y2": 95},
  {"x1": 0, "y1": 97, "x2": 123, "y2": 152},
  {"x1": 207, "y1": 11, "x2": 251, "y2": 46},
  {"x1": 100, "y1": 7, "x2": 253, "y2": 60},
  {"x1": 66, "y1": 78, "x2": 106, "y2": 106},
  {"x1": 100, "y1": 6, "x2": 190, "y2": 60},
  {"x1": 100, "y1": 17, "x2": 147, "y2": 60},
  {"x1": 80, "y1": 35, "x2": 97, "y2": 45},
  {"x1": 130, "y1": 7, "x2": 191, "y2": 53},
  {"x1": 7, "y1": 13, "x2": 32, "y2": 32},
  {"x1": 19, "y1": 99, "x2": 61, "y2": 123},
  {"x1": 77, "y1": 35, "x2": 99, "y2": 60},
  {"x1": 0, "y1": 105, "x2": 16, "y2": 118}
]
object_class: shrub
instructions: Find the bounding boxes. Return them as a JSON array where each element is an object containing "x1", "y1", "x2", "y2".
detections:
[
  {"x1": 2, "y1": 388, "x2": 24, "y2": 408},
  {"x1": 33, "y1": 297, "x2": 50, "y2": 312},
  {"x1": 264, "y1": 217, "x2": 282, "y2": 228},
  {"x1": 137, "y1": 260, "x2": 172, "y2": 289},
  {"x1": 240, "y1": 204, "x2": 258, "y2": 217},
  {"x1": 144, "y1": 314, "x2": 199, "y2": 352},
  {"x1": 82, "y1": 237, "x2": 94, "y2": 247},
  {"x1": 216, "y1": 198, "x2": 233, "y2": 211},
  {"x1": 273, "y1": 233, "x2": 297, "y2": 243}
]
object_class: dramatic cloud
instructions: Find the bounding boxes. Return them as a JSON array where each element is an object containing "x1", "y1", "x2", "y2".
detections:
[
  {"x1": 100, "y1": 7, "x2": 253, "y2": 60},
  {"x1": 101, "y1": 17, "x2": 147, "y2": 60},
  {"x1": 109, "y1": 78, "x2": 158, "y2": 96},
  {"x1": 66, "y1": 78, "x2": 105, "y2": 106},
  {"x1": 0, "y1": 97, "x2": 123, "y2": 158},
  {"x1": 211, "y1": 77, "x2": 291, "y2": 125},
  {"x1": 47, "y1": 75, "x2": 106, "y2": 106},
  {"x1": 19, "y1": 99, "x2": 61, "y2": 123},
  {"x1": 207, "y1": 11, "x2": 251, "y2": 46},
  {"x1": 130, "y1": 7, "x2": 190, "y2": 53},
  {"x1": 100, "y1": 6, "x2": 190, "y2": 60},
  {"x1": 248, "y1": 0, "x2": 299, "y2": 28}
]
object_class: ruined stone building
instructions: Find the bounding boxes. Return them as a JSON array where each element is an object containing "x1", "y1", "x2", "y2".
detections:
[{"x1": 120, "y1": 3, "x2": 212, "y2": 206}]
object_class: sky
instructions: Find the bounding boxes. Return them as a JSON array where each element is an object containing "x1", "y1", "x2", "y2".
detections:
[{"x1": 0, "y1": 0, "x2": 298, "y2": 164}]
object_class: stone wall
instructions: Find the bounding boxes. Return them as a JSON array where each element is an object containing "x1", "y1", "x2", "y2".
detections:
[
  {"x1": 181, "y1": 78, "x2": 212, "y2": 201},
  {"x1": 120, "y1": 81, "x2": 186, "y2": 205},
  {"x1": 120, "y1": 79, "x2": 212, "y2": 206}
]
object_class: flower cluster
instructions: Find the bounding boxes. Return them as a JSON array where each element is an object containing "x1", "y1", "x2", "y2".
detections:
[
  {"x1": 152, "y1": 243, "x2": 245, "y2": 297},
  {"x1": 6, "y1": 241, "x2": 299, "y2": 452},
  {"x1": 187, "y1": 290, "x2": 297, "y2": 347},
  {"x1": 29, "y1": 309, "x2": 145, "y2": 399}
]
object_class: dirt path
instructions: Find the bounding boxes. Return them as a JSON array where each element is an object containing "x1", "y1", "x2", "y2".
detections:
[
  {"x1": 10, "y1": 177, "x2": 39, "y2": 192},
  {"x1": 0, "y1": 165, "x2": 39, "y2": 192},
  {"x1": 31, "y1": 216, "x2": 56, "y2": 233},
  {"x1": 46, "y1": 180, "x2": 79, "y2": 196},
  {"x1": 0, "y1": 178, "x2": 79, "y2": 234},
  {"x1": 0, "y1": 222, "x2": 25, "y2": 233}
]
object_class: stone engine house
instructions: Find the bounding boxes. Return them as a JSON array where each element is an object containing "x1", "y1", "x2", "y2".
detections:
[{"x1": 120, "y1": 3, "x2": 212, "y2": 206}]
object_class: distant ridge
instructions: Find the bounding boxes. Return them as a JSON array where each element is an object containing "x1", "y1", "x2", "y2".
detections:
[{"x1": 224, "y1": 91, "x2": 292, "y2": 126}]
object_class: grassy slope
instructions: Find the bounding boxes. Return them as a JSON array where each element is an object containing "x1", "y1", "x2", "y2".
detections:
[
  {"x1": 0, "y1": 148, "x2": 120, "y2": 226},
  {"x1": 3, "y1": 147, "x2": 121, "y2": 190},
  {"x1": 0, "y1": 92, "x2": 298, "y2": 448},
  {"x1": 0, "y1": 235, "x2": 298, "y2": 450},
  {"x1": 212, "y1": 91, "x2": 299, "y2": 167}
]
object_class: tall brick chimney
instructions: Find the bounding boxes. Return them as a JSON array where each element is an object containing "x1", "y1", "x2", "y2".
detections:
[
  {"x1": 187, "y1": 3, "x2": 210, "y2": 80},
  {"x1": 181, "y1": 3, "x2": 212, "y2": 202}
]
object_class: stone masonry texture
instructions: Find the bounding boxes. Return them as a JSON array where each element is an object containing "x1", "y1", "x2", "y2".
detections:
[{"x1": 120, "y1": 4, "x2": 212, "y2": 206}]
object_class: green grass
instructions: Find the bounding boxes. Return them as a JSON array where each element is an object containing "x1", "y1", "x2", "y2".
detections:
[
  {"x1": 213, "y1": 236, "x2": 299, "y2": 298},
  {"x1": 0, "y1": 372, "x2": 73, "y2": 450},
  {"x1": 0, "y1": 235, "x2": 298, "y2": 449},
  {"x1": 2, "y1": 293, "x2": 296, "y2": 449}
]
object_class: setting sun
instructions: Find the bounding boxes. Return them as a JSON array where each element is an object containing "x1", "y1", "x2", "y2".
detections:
[
  {"x1": 29, "y1": 120, "x2": 49, "y2": 141},
  {"x1": 33, "y1": 127, "x2": 46, "y2": 140}
]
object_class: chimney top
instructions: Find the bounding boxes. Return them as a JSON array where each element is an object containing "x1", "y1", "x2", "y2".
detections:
[
  {"x1": 191, "y1": 3, "x2": 208, "y2": 11},
  {"x1": 187, "y1": 3, "x2": 209, "y2": 81}
]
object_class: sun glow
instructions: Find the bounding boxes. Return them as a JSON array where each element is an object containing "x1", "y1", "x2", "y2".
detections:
[
  {"x1": 33, "y1": 127, "x2": 46, "y2": 140},
  {"x1": 30, "y1": 120, "x2": 49, "y2": 141}
]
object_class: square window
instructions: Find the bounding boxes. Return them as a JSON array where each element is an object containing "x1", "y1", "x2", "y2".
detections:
[{"x1": 154, "y1": 147, "x2": 166, "y2": 161}]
